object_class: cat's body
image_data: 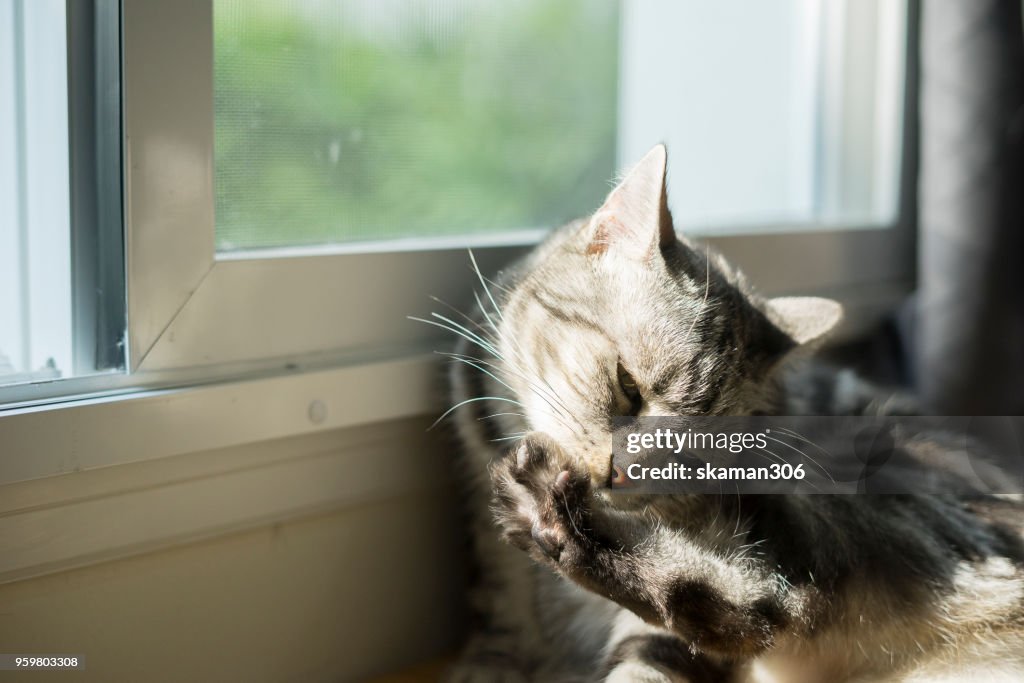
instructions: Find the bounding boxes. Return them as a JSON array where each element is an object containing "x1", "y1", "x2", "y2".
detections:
[{"x1": 442, "y1": 146, "x2": 1024, "y2": 682}]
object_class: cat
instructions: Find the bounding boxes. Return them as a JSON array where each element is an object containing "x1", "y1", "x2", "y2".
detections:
[{"x1": 439, "y1": 145, "x2": 1024, "y2": 682}]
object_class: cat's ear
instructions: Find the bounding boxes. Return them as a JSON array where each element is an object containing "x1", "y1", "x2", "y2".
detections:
[
  {"x1": 765, "y1": 297, "x2": 843, "y2": 347},
  {"x1": 586, "y1": 144, "x2": 675, "y2": 260}
]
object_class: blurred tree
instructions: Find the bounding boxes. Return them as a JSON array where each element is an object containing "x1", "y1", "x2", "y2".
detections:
[{"x1": 213, "y1": 0, "x2": 619, "y2": 250}]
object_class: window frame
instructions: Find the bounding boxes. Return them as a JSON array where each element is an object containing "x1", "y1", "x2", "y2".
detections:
[
  {"x1": 121, "y1": 0, "x2": 914, "y2": 376},
  {"x1": 68, "y1": 0, "x2": 125, "y2": 377},
  {"x1": 121, "y1": 0, "x2": 535, "y2": 374},
  {"x1": 1, "y1": 0, "x2": 917, "y2": 405}
]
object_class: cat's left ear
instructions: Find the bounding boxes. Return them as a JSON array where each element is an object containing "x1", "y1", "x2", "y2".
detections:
[
  {"x1": 765, "y1": 297, "x2": 843, "y2": 347},
  {"x1": 586, "y1": 144, "x2": 675, "y2": 260}
]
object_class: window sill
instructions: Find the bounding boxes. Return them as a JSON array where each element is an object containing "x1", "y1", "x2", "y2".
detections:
[
  {"x1": 0, "y1": 353, "x2": 439, "y2": 486},
  {"x1": 0, "y1": 354, "x2": 444, "y2": 584}
]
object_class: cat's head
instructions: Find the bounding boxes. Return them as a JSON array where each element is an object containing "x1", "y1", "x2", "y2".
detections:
[{"x1": 488, "y1": 145, "x2": 841, "y2": 483}]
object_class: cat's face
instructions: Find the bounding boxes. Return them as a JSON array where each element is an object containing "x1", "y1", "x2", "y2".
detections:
[{"x1": 490, "y1": 145, "x2": 841, "y2": 484}]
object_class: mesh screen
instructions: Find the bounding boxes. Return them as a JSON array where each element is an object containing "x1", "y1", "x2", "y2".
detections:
[{"x1": 214, "y1": 0, "x2": 618, "y2": 251}]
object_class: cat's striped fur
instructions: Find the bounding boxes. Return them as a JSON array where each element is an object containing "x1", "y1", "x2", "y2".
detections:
[{"x1": 442, "y1": 146, "x2": 1024, "y2": 682}]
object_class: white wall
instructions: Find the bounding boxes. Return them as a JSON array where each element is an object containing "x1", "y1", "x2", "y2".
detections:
[{"x1": 0, "y1": 418, "x2": 469, "y2": 682}]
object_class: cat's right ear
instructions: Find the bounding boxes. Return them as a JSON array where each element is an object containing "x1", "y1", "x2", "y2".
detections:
[
  {"x1": 585, "y1": 144, "x2": 676, "y2": 261},
  {"x1": 766, "y1": 297, "x2": 844, "y2": 348},
  {"x1": 753, "y1": 297, "x2": 843, "y2": 374}
]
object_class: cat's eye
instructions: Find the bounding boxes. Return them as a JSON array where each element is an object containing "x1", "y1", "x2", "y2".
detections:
[{"x1": 617, "y1": 361, "x2": 642, "y2": 414}]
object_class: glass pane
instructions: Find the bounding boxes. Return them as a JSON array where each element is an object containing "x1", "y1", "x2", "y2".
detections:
[
  {"x1": 0, "y1": 0, "x2": 124, "y2": 391},
  {"x1": 620, "y1": 0, "x2": 906, "y2": 233},
  {"x1": 214, "y1": 0, "x2": 619, "y2": 251},
  {"x1": 0, "y1": 0, "x2": 72, "y2": 384}
]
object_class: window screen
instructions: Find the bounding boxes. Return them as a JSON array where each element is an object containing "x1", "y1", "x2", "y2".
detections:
[{"x1": 214, "y1": 0, "x2": 620, "y2": 251}]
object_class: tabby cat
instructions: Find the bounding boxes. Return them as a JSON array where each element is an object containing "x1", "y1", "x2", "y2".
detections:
[{"x1": 441, "y1": 145, "x2": 1024, "y2": 682}]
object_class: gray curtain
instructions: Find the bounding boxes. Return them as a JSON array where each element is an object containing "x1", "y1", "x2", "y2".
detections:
[{"x1": 916, "y1": 0, "x2": 1024, "y2": 414}]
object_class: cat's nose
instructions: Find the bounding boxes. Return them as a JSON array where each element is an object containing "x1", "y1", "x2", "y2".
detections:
[{"x1": 609, "y1": 463, "x2": 633, "y2": 488}]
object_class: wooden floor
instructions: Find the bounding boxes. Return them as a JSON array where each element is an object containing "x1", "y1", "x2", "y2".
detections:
[{"x1": 367, "y1": 657, "x2": 451, "y2": 683}]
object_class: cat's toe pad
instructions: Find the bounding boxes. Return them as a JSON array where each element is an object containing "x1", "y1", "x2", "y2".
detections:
[{"x1": 530, "y1": 520, "x2": 563, "y2": 560}]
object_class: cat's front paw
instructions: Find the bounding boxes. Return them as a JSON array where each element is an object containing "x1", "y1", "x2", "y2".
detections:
[{"x1": 490, "y1": 432, "x2": 594, "y2": 566}]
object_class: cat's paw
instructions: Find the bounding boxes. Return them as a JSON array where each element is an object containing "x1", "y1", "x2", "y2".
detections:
[
  {"x1": 490, "y1": 432, "x2": 594, "y2": 566},
  {"x1": 664, "y1": 580, "x2": 783, "y2": 657}
]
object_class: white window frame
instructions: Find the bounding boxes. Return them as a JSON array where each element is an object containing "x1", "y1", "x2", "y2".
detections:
[
  {"x1": 120, "y1": 1, "x2": 526, "y2": 373},
  {"x1": 0, "y1": 0, "x2": 919, "y2": 425},
  {"x1": 122, "y1": 0, "x2": 912, "y2": 375},
  {"x1": 0, "y1": 0, "x2": 916, "y2": 400},
  {"x1": 0, "y1": 0, "x2": 917, "y2": 410}
]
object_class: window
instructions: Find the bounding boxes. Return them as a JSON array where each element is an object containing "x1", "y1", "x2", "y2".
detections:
[
  {"x1": 621, "y1": 0, "x2": 907, "y2": 232},
  {"x1": 213, "y1": 0, "x2": 619, "y2": 251},
  {"x1": 2, "y1": 0, "x2": 914, "y2": 404},
  {"x1": 211, "y1": 0, "x2": 907, "y2": 251},
  {"x1": 0, "y1": 0, "x2": 124, "y2": 392},
  {"x1": 0, "y1": 0, "x2": 919, "y2": 596}
]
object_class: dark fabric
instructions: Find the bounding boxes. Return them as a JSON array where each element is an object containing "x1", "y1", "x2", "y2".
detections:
[{"x1": 917, "y1": 0, "x2": 1024, "y2": 414}]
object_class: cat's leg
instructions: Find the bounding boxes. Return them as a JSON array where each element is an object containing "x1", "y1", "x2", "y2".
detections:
[
  {"x1": 443, "y1": 500, "x2": 543, "y2": 683},
  {"x1": 491, "y1": 432, "x2": 792, "y2": 661},
  {"x1": 445, "y1": 637, "x2": 531, "y2": 683},
  {"x1": 448, "y1": 541, "x2": 620, "y2": 682},
  {"x1": 601, "y1": 610, "x2": 737, "y2": 683}
]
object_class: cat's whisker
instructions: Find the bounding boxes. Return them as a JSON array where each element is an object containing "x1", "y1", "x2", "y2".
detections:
[
  {"x1": 529, "y1": 385, "x2": 587, "y2": 436},
  {"x1": 444, "y1": 294, "x2": 569, "y2": 428},
  {"x1": 482, "y1": 275, "x2": 515, "y2": 297},
  {"x1": 468, "y1": 249, "x2": 505, "y2": 322},
  {"x1": 443, "y1": 351, "x2": 582, "y2": 437},
  {"x1": 431, "y1": 312, "x2": 503, "y2": 358},
  {"x1": 445, "y1": 350, "x2": 498, "y2": 367},
  {"x1": 473, "y1": 290, "x2": 500, "y2": 336},
  {"x1": 756, "y1": 446, "x2": 828, "y2": 494},
  {"x1": 408, "y1": 316, "x2": 500, "y2": 360},
  {"x1": 559, "y1": 486, "x2": 585, "y2": 539},
  {"x1": 430, "y1": 295, "x2": 495, "y2": 338},
  {"x1": 745, "y1": 444, "x2": 788, "y2": 467},
  {"x1": 489, "y1": 433, "x2": 527, "y2": 443},
  {"x1": 450, "y1": 325, "x2": 585, "y2": 438},
  {"x1": 509, "y1": 360, "x2": 585, "y2": 433},
  {"x1": 763, "y1": 435, "x2": 835, "y2": 483},
  {"x1": 731, "y1": 490, "x2": 743, "y2": 537},
  {"x1": 497, "y1": 325, "x2": 588, "y2": 435},
  {"x1": 429, "y1": 395, "x2": 525, "y2": 431},
  {"x1": 773, "y1": 427, "x2": 834, "y2": 462},
  {"x1": 439, "y1": 353, "x2": 519, "y2": 398},
  {"x1": 439, "y1": 353, "x2": 579, "y2": 437},
  {"x1": 464, "y1": 325, "x2": 587, "y2": 438},
  {"x1": 707, "y1": 498, "x2": 724, "y2": 531},
  {"x1": 477, "y1": 411, "x2": 527, "y2": 421}
]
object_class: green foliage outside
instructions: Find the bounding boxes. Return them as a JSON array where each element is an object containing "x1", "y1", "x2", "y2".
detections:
[{"x1": 213, "y1": 0, "x2": 619, "y2": 250}]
